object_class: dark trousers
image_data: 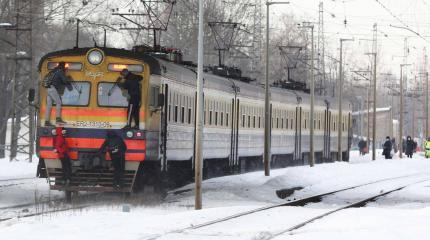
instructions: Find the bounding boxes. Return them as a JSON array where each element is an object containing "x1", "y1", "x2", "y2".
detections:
[
  {"x1": 60, "y1": 154, "x2": 71, "y2": 180},
  {"x1": 127, "y1": 97, "x2": 140, "y2": 127},
  {"x1": 111, "y1": 153, "x2": 125, "y2": 185}
]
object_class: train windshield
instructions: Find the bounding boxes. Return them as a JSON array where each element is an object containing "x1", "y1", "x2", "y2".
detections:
[
  {"x1": 97, "y1": 82, "x2": 128, "y2": 107},
  {"x1": 61, "y1": 82, "x2": 91, "y2": 106}
]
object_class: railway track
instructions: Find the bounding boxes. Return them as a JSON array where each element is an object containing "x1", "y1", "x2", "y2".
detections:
[
  {"x1": 0, "y1": 177, "x2": 36, "y2": 183},
  {"x1": 141, "y1": 173, "x2": 430, "y2": 240},
  {"x1": 259, "y1": 178, "x2": 430, "y2": 240}
]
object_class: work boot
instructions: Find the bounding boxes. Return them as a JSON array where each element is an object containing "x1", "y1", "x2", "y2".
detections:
[
  {"x1": 56, "y1": 117, "x2": 67, "y2": 124},
  {"x1": 44, "y1": 121, "x2": 54, "y2": 127}
]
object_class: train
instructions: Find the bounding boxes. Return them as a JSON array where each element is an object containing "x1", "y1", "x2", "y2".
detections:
[{"x1": 35, "y1": 46, "x2": 352, "y2": 196}]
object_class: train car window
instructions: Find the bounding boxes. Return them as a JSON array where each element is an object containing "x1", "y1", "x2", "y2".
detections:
[
  {"x1": 248, "y1": 116, "x2": 251, "y2": 128},
  {"x1": 47, "y1": 62, "x2": 82, "y2": 71},
  {"x1": 226, "y1": 113, "x2": 229, "y2": 127},
  {"x1": 281, "y1": 118, "x2": 284, "y2": 129},
  {"x1": 209, "y1": 111, "x2": 213, "y2": 125},
  {"x1": 215, "y1": 112, "x2": 218, "y2": 126},
  {"x1": 318, "y1": 120, "x2": 321, "y2": 130},
  {"x1": 221, "y1": 112, "x2": 224, "y2": 126},
  {"x1": 174, "y1": 106, "x2": 178, "y2": 122},
  {"x1": 304, "y1": 119, "x2": 307, "y2": 129},
  {"x1": 242, "y1": 115, "x2": 245, "y2": 128},
  {"x1": 188, "y1": 108, "x2": 191, "y2": 124},
  {"x1": 97, "y1": 82, "x2": 128, "y2": 107},
  {"x1": 61, "y1": 81, "x2": 91, "y2": 106},
  {"x1": 181, "y1": 106, "x2": 185, "y2": 123},
  {"x1": 276, "y1": 118, "x2": 279, "y2": 129},
  {"x1": 253, "y1": 116, "x2": 256, "y2": 128},
  {"x1": 168, "y1": 105, "x2": 171, "y2": 122}
]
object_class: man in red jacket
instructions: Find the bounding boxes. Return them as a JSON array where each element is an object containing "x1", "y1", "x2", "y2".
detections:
[{"x1": 53, "y1": 127, "x2": 71, "y2": 186}]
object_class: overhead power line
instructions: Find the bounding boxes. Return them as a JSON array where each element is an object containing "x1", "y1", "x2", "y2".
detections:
[{"x1": 374, "y1": 0, "x2": 410, "y2": 28}]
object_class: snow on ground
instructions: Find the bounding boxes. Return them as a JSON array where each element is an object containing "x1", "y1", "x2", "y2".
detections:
[
  {"x1": 1, "y1": 150, "x2": 430, "y2": 239},
  {"x1": 0, "y1": 155, "x2": 60, "y2": 208}
]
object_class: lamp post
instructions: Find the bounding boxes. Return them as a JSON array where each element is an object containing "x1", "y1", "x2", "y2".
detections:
[
  {"x1": 399, "y1": 63, "x2": 411, "y2": 158},
  {"x1": 264, "y1": 1, "x2": 289, "y2": 176},
  {"x1": 337, "y1": 38, "x2": 354, "y2": 161}
]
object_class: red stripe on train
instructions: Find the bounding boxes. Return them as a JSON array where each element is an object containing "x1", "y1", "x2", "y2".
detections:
[
  {"x1": 39, "y1": 137, "x2": 145, "y2": 150},
  {"x1": 40, "y1": 150, "x2": 145, "y2": 161}
]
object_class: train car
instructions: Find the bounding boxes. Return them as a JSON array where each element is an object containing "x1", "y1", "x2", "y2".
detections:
[{"x1": 35, "y1": 47, "x2": 352, "y2": 195}]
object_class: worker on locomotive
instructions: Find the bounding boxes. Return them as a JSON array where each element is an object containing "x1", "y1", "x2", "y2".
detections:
[
  {"x1": 42, "y1": 61, "x2": 73, "y2": 126},
  {"x1": 116, "y1": 68, "x2": 143, "y2": 129}
]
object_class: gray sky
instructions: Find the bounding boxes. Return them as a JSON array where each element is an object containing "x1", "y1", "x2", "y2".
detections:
[{"x1": 274, "y1": 0, "x2": 430, "y2": 85}]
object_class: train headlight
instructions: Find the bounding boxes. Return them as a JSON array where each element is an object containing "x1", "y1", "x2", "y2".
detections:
[
  {"x1": 126, "y1": 131, "x2": 133, "y2": 138},
  {"x1": 87, "y1": 49, "x2": 104, "y2": 65},
  {"x1": 51, "y1": 129, "x2": 57, "y2": 136}
]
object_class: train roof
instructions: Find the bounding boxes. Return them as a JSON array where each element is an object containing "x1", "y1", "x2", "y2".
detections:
[
  {"x1": 37, "y1": 47, "x2": 161, "y2": 74},
  {"x1": 157, "y1": 58, "x2": 350, "y2": 110}
]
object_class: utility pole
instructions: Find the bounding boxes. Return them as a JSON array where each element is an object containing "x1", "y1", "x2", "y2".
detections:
[
  {"x1": 399, "y1": 63, "x2": 410, "y2": 158},
  {"x1": 426, "y1": 71, "x2": 429, "y2": 138},
  {"x1": 372, "y1": 23, "x2": 377, "y2": 161},
  {"x1": 310, "y1": 25, "x2": 315, "y2": 166},
  {"x1": 7, "y1": 0, "x2": 35, "y2": 162},
  {"x1": 264, "y1": 1, "x2": 290, "y2": 176},
  {"x1": 317, "y1": 2, "x2": 326, "y2": 96},
  {"x1": 299, "y1": 22, "x2": 315, "y2": 167},
  {"x1": 424, "y1": 49, "x2": 429, "y2": 138},
  {"x1": 194, "y1": 0, "x2": 204, "y2": 210},
  {"x1": 338, "y1": 38, "x2": 354, "y2": 161}
]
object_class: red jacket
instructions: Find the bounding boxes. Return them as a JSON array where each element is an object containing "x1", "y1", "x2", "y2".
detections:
[{"x1": 54, "y1": 127, "x2": 68, "y2": 158}]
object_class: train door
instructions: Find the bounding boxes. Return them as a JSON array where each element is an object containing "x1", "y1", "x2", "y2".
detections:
[
  {"x1": 232, "y1": 98, "x2": 240, "y2": 172},
  {"x1": 323, "y1": 108, "x2": 330, "y2": 162},
  {"x1": 294, "y1": 106, "x2": 302, "y2": 163},
  {"x1": 346, "y1": 112, "x2": 352, "y2": 161},
  {"x1": 229, "y1": 98, "x2": 238, "y2": 173},
  {"x1": 159, "y1": 84, "x2": 168, "y2": 172}
]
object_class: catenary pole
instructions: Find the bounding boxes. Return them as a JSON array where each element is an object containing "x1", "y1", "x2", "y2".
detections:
[
  {"x1": 310, "y1": 25, "x2": 315, "y2": 167},
  {"x1": 338, "y1": 38, "x2": 353, "y2": 161},
  {"x1": 372, "y1": 23, "x2": 377, "y2": 161},
  {"x1": 264, "y1": 1, "x2": 289, "y2": 176},
  {"x1": 195, "y1": 0, "x2": 204, "y2": 210}
]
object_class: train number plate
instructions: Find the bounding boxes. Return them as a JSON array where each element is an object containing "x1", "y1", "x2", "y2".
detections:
[{"x1": 73, "y1": 121, "x2": 112, "y2": 128}]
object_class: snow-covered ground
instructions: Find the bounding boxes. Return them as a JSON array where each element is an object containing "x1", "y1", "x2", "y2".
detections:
[{"x1": 1, "y1": 150, "x2": 430, "y2": 239}]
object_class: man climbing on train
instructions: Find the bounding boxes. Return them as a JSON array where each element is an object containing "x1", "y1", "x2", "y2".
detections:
[
  {"x1": 99, "y1": 131, "x2": 127, "y2": 189},
  {"x1": 53, "y1": 126, "x2": 71, "y2": 186},
  {"x1": 43, "y1": 61, "x2": 73, "y2": 126},
  {"x1": 117, "y1": 68, "x2": 143, "y2": 129}
]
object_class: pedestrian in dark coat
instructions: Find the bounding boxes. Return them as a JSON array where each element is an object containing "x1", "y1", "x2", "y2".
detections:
[
  {"x1": 99, "y1": 131, "x2": 127, "y2": 188},
  {"x1": 53, "y1": 127, "x2": 71, "y2": 185},
  {"x1": 382, "y1": 136, "x2": 392, "y2": 159},
  {"x1": 358, "y1": 139, "x2": 366, "y2": 155},
  {"x1": 117, "y1": 69, "x2": 143, "y2": 129},
  {"x1": 405, "y1": 136, "x2": 414, "y2": 158}
]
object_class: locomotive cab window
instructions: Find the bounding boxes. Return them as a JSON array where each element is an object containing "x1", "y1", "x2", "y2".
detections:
[
  {"x1": 149, "y1": 86, "x2": 160, "y2": 107},
  {"x1": 61, "y1": 81, "x2": 91, "y2": 106},
  {"x1": 97, "y1": 82, "x2": 128, "y2": 107}
]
